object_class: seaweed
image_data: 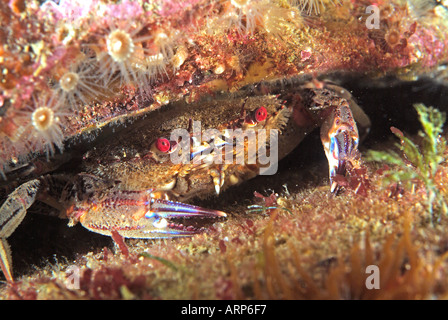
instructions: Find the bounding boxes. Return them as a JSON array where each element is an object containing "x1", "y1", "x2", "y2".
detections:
[{"x1": 366, "y1": 104, "x2": 448, "y2": 223}]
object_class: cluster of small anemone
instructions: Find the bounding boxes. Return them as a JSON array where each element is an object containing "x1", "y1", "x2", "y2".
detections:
[
  {"x1": 2, "y1": 6, "x2": 181, "y2": 171},
  {"x1": 0, "y1": 0, "x2": 337, "y2": 177}
]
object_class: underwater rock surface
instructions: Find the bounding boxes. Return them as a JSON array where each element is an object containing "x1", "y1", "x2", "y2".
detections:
[{"x1": 0, "y1": 0, "x2": 448, "y2": 299}]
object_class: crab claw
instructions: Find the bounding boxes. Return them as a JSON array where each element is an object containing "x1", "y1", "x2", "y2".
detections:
[
  {"x1": 68, "y1": 189, "x2": 227, "y2": 239},
  {"x1": 321, "y1": 101, "x2": 359, "y2": 193},
  {"x1": 143, "y1": 199, "x2": 227, "y2": 236},
  {"x1": 148, "y1": 198, "x2": 227, "y2": 218}
]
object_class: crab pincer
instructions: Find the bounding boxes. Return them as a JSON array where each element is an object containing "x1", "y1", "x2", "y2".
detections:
[
  {"x1": 295, "y1": 83, "x2": 366, "y2": 194},
  {"x1": 320, "y1": 99, "x2": 360, "y2": 193},
  {"x1": 66, "y1": 189, "x2": 226, "y2": 239},
  {"x1": 144, "y1": 198, "x2": 227, "y2": 237}
]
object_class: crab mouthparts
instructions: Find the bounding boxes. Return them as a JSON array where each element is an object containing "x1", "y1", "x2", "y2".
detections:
[{"x1": 145, "y1": 198, "x2": 227, "y2": 235}]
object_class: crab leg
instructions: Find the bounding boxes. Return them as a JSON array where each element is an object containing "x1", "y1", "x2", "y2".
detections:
[
  {"x1": 0, "y1": 179, "x2": 41, "y2": 282},
  {"x1": 67, "y1": 189, "x2": 226, "y2": 239},
  {"x1": 297, "y1": 83, "x2": 366, "y2": 193}
]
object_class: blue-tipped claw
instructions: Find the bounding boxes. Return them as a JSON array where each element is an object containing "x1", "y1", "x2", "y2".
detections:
[
  {"x1": 144, "y1": 198, "x2": 227, "y2": 236},
  {"x1": 146, "y1": 198, "x2": 227, "y2": 218},
  {"x1": 321, "y1": 102, "x2": 360, "y2": 193},
  {"x1": 328, "y1": 129, "x2": 359, "y2": 193}
]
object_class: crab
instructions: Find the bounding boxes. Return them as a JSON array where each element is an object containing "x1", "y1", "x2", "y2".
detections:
[{"x1": 0, "y1": 75, "x2": 369, "y2": 282}]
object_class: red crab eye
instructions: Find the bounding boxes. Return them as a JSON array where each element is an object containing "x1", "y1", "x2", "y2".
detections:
[
  {"x1": 255, "y1": 107, "x2": 267, "y2": 122},
  {"x1": 156, "y1": 138, "x2": 171, "y2": 153}
]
